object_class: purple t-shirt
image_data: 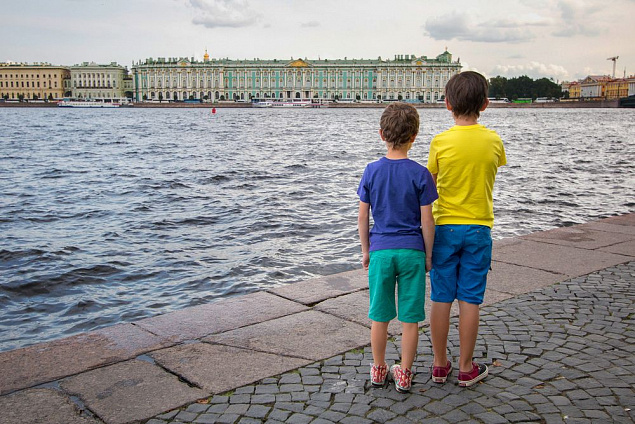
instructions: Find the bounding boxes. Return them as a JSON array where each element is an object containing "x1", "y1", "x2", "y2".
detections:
[{"x1": 358, "y1": 157, "x2": 438, "y2": 252}]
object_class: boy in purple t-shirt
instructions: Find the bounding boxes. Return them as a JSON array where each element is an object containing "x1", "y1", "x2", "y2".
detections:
[{"x1": 357, "y1": 102, "x2": 437, "y2": 393}]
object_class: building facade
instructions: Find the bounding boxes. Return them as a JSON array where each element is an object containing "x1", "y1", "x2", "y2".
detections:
[
  {"x1": 70, "y1": 62, "x2": 130, "y2": 100},
  {"x1": 0, "y1": 62, "x2": 70, "y2": 100},
  {"x1": 131, "y1": 50, "x2": 461, "y2": 103}
]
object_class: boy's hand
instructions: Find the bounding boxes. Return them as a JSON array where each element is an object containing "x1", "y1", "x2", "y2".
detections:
[
  {"x1": 425, "y1": 256, "x2": 432, "y2": 273},
  {"x1": 362, "y1": 252, "x2": 370, "y2": 270}
]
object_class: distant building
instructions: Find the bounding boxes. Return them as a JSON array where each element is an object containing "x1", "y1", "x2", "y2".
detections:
[
  {"x1": 0, "y1": 62, "x2": 70, "y2": 101},
  {"x1": 605, "y1": 78, "x2": 629, "y2": 100},
  {"x1": 131, "y1": 50, "x2": 461, "y2": 103},
  {"x1": 70, "y1": 62, "x2": 129, "y2": 100},
  {"x1": 579, "y1": 75, "x2": 612, "y2": 99},
  {"x1": 628, "y1": 77, "x2": 635, "y2": 96}
]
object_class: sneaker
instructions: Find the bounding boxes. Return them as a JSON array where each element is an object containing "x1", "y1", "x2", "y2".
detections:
[
  {"x1": 458, "y1": 362, "x2": 488, "y2": 387},
  {"x1": 431, "y1": 360, "x2": 452, "y2": 383},
  {"x1": 370, "y1": 363, "x2": 388, "y2": 387},
  {"x1": 390, "y1": 364, "x2": 413, "y2": 393}
]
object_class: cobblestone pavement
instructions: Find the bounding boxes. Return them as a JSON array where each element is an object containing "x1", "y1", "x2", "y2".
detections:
[{"x1": 146, "y1": 262, "x2": 635, "y2": 424}]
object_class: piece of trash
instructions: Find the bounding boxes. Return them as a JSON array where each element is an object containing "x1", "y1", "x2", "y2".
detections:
[
  {"x1": 492, "y1": 360, "x2": 503, "y2": 367},
  {"x1": 533, "y1": 384, "x2": 545, "y2": 389},
  {"x1": 419, "y1": 388, "x2": 427, "y2": 393},
  {"x1": 196, "y1": 398, "x2": 210, "y2": 404}
]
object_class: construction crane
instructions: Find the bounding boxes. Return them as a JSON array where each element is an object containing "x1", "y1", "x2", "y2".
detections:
[{"x1": 607, "y1": 56, "x2": 619, "y2": 78}]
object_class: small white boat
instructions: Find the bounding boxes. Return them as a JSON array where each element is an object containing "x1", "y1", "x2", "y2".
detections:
[
  {"x1": 270, "y1": 100, "x2": 312, "y2": 108},
  {"x1": 57, "y1": 99, "x2": 120, "y2": 108},
  {"x1": 252, "y1": 101, "x2": 273, "y2": 108}
]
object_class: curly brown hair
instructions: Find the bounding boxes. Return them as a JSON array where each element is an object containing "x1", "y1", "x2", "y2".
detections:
[{"x1": 379, "y1": 102, "x2": 420, "y2": 148}]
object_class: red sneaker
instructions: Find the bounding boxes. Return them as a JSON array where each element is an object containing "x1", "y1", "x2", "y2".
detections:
[
  {"x1": 431, "y1": 360, "x2": 452, "y2": 383},
  {"x1": 390, "y1": 364, "x2": 413, "y2": 393},
  {"x1": 458, "y1": 362, "x2": 488, "y2": 387},
  {"x1": 370, "y1": 363, "x2": 388, "y2": 387}
]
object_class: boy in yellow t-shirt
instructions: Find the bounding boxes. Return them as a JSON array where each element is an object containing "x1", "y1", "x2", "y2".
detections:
[{"x1": 427, "y1": 71, "x2": 507, "y2": 387}]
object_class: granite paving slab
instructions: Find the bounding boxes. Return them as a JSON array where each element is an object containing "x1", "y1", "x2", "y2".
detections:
[
  {"x1": 313, "y1": 290, "x2": 404, "y2": 336},
  {"x1": 150, "y1": 342, "x2": 311, "y2": 394},
  {"x1": 599, "y1": 239, "x2": 635, "y2": 257},
  {"x1": 204, "y1": 310, "x2": 370, "y2": 361},
  {"x1": 61, "y1": 359, "x2": 206, "y2": 424},
  {"x1": 0, "y1": 323, "x2": 170, "y2": 396},
  {"x1": 0, "y1": 388, "x2": 100, "y2": 424},
  {"x1": 581, "y1": 220, "x2": 635, "y2": 236},
  {"x1": 313, "y1": 283, "x2": 463, "y2": 336},
  {"x1": 602, "y1": 213, "x2": 635, "y2": 226},
  {"x1": 134, "y1": 291, "x2": 308, "y2": 343},
  {"x1": 521, "y1": 225, "x2": 634, "y2": 249},
  {"x1": 268, "y1": 269, "x2": 367, "y2": 305},
  {"x1": 487, "y1": 260, "x2": 567, "y2": 295},
  {"x1": 493, "y1": 238, "x2": 629, "y2": 277}
]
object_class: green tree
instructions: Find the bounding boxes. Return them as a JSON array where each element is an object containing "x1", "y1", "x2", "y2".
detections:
[{"x1": 488, "y1": 76, "x2": 508, "y2": 98}]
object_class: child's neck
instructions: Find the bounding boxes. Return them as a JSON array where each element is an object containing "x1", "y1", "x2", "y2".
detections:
[
  {"x1": 386, "y1": 148, "x2": 409, "y2": 160},
  {"x1": 453, "y1": 115, "x2": 479, "y2": 126}
]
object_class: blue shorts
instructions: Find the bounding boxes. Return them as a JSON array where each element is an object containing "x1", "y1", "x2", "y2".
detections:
[
  {"x1": 368, "y1": 249, "x2": 426, "y2": 323},
  {"x1": 430, "y1": 225, "x2": 492, "y2": 305}
]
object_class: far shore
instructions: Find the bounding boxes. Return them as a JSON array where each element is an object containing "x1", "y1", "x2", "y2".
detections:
[{"x1": 0, "y1": 99, "x2": 621, "y2": 109}]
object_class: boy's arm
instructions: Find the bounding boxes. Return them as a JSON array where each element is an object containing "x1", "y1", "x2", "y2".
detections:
[
  {"x1": 420, "y1": 204, "x2": 435, "y2": 272},
  {"x1": 358, "y1": 201, "x2": 371, "y2": 271}
]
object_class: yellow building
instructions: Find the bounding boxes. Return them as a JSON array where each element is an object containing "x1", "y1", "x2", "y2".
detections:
[
  {"x1": 0, "y1": 62, "x2": 70, "y2": 101},
  {"x1": 605, "y1": 78, "x2": 629, "y2": 99}
]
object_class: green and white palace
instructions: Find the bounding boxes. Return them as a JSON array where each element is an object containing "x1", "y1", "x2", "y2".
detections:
[{"x1": 131, "y1": 49, "x2": 461, "y2": 103}]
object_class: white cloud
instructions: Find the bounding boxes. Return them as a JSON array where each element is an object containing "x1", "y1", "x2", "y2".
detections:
[
  {"x1": 424, "y1": 11, "x2": 536, "y2": 43},
  {"x1": 553, "y1": 0, "x2": 603, "y2": 37},
  {"x1": 490, "y1": 61, "x2": 570, "y2": 80},
  {"x1": 188, "y1": 0, "x2": 261, "y2": 28}
]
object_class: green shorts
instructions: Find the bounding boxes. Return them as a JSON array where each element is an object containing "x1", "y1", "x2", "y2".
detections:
[{"x1": 368, "y1": 249, "x2": 426, "y2": 323}]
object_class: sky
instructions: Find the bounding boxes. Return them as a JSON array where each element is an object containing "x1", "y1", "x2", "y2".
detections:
[{"x1": 2, "y1": 0, "x2": 634, "y2": 82}]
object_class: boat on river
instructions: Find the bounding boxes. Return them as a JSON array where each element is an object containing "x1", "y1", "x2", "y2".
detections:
[
  {"x1": 251, "y1": 99, "x2": 328, "y2": 108},
  {"x1": 57, "y1": 99, "x2": 131, "y2": 108}
]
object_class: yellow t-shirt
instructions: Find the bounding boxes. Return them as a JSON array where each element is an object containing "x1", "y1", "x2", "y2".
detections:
[{"x1": 427, "y1": 124, "x2": 507, "y2": 228}]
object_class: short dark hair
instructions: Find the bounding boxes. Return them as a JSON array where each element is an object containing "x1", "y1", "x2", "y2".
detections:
[
  {"x1": 445, "y1": 71, "x2": 489, "y2": 119},
  {"x1": 379, "y1": 102, "x2": 419, "y2": 147}
]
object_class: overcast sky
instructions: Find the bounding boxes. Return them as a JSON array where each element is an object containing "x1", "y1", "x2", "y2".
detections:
[{"x1": 2, "y1": 0, "x2": 634, "y2": 82}]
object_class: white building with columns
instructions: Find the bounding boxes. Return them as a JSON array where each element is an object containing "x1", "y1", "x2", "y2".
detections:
[{"x1": 71, "y1": 62, "x2": 130, "y2": 100}]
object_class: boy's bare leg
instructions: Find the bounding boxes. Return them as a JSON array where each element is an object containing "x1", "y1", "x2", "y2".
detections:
[
  {"x1": 371, "y1": 321, "x2": 389, "y2": 365},
  {"x1": 430, "y1": 301, "x2": 452, "y2": 367},
  {"x1": 458, "y1": 300, "x2": 480, "y2": 372},
  {"x1": 400, "y1": 322, "x2": 419, "y2": 370}
]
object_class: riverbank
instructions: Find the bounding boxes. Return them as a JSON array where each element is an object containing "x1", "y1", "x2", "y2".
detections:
[
  {"x1": 0, "y1": 213, "x2": 633, "y2": 423},
  {"x1": 0, "y1": 99, "x2": 622, "y2": 108}
]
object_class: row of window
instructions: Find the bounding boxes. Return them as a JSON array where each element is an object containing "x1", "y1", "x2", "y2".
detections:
[
  {"x1": 73, "y1": 73, "x2": 121, "y2": 79},
  {"x1": 0, "y1": 81, "x2": 58, "y2": 88},
  {"x1": 1, "y1": 92, "x2": 61, "y2": 99},
  {"x1": 73, "y1": 82, "x2": 117, "y2": 88},
  {"x1": 0, "y1": 73, "x2": 58, "y2": 79},
  {"x1": 141, "y1": 80, "x2": 445, "y2": 90}
]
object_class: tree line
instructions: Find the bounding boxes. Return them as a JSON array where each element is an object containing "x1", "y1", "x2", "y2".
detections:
[{"x1": 488, "y1": 76, "x2": 563, "y2": 100}]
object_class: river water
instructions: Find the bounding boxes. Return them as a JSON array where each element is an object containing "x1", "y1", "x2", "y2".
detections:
[{"x1": 1, "y1": 107, "x2": 633, "y2": 352}]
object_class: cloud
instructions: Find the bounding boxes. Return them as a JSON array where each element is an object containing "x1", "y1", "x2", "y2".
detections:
[
  {"x1": 490, "y1": 61, "x2": 570, "y2": 80},
  {"x1": 553, "y1": 0, "x2": 603, "y2": 37},
  {"x1": 188, "y1": 0, "x2": 261, "y2": 28},
  {"x1": 301, "y1": 21, "x2": 320, "y2": 28},
  {"x1": 424, "y1": 11, "x2": 536, "y2": 43}
]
